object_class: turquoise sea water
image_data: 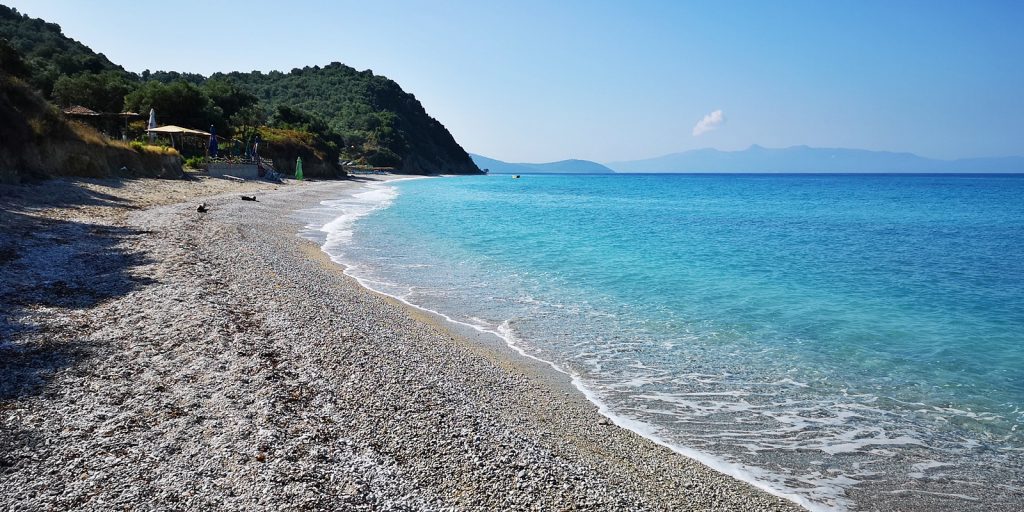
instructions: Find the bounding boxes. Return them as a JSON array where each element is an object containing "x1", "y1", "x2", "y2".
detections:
[{"x1": 305, "y1": 174, "x2": 1024, "y2": 510}]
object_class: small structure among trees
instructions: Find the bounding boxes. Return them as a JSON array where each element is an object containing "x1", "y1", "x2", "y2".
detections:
[{"x1": 61, "y1": 105, "x2": 140, "y2": 140}]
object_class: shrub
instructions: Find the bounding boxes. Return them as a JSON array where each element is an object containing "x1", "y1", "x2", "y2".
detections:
[{"x1": 184, "y1": 155, "x2": 206, "y2": 169}]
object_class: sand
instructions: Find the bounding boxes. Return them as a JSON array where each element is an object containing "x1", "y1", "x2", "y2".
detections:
[{"x1": 0, "y1": 174, "x2": 803, "y2": 510}]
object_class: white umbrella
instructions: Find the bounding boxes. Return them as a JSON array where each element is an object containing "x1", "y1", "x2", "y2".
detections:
[{"x1": 147, "y1": 108, "x2": 157, "y2": 142}]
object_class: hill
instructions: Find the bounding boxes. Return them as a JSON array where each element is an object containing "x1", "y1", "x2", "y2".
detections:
[
  {"x1": 470, "y1": 154, "x2": 615, "y2": 174},
  {"x1": 0, "y1": 5, "x2": 126, "y2": 97},
  {"x1": 0, "y1": 7, "x2": 181, "y2": 183},
  {"x1": 0, "y1": 5, "x2": 480, "y2": 176},
  {"x1": 608, "y1": 145, "x2": 1024, "y2": 173},
  {"x1": 214, "y1": 66, "x2": 480, "y2": 174}
]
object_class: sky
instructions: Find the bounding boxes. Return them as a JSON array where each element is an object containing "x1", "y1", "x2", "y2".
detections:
[{"x1": 6, "y1": 0, "x2": 1024, "y2": 163}]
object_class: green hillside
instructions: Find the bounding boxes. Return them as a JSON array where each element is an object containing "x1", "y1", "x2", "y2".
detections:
[
  {"x1": 213, "y1": 66, "x2": 480, "y2": 174},
  {"x1": 0, "y1": 5, "x2": 126, "y2": 99},
  {"x1": 0, "y1": 4, "x2": 481, "y2": 176}
]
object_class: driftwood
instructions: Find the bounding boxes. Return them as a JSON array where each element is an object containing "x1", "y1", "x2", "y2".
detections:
[{"x1": 222, "y1": 175, "x2": 246, "y2": 182}]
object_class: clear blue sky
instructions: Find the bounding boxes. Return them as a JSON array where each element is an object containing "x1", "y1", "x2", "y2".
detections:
[{"x1": 7, "y1": 0, "x2": 1023, "y2": 162}]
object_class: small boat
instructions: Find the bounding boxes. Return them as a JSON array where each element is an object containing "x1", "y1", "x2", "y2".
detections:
[{"x1": 513, "y1": 175, "x2": 520, "y2": 179}]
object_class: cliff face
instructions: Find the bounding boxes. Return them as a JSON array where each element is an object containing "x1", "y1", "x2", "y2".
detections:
[
  {"x1": 214, "y1": 64, "x2": 482, "y2": 175},
  {"x1": 403, "y1": 147, "x2": 480, "y2": 175},
  {"x1": 259, "y1": 127, "x2": 346, "y2": 179}
]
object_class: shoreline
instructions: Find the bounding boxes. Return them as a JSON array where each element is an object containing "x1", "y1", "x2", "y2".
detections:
[
  {"x1": 301, "y1": 177, "x2": 821, "y2": 509},
  {"x1": 337, "y1": 266, "x2": 823, "y2": 510},
  {"x1": 301, "y1": 175, "x2": 823, "y2": 509},
  {"x1": 1, "y1": 175, "x2": 803, "y2": 510}
]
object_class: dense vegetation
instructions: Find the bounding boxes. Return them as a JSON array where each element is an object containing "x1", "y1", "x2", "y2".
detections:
[
  {"x1": 0, "y1": 5, "x2": 480, "y2": 175},
  {"x1": 0, "y1": 5, "x2": 123, "y2": 95},
  {"x1": 211, "y1": 65, "x2": 479, "y2": 172}
]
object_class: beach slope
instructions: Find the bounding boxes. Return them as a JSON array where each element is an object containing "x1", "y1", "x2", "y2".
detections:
[{"x1": 0, "y1": 176, "x2": 801, "y2": 510}]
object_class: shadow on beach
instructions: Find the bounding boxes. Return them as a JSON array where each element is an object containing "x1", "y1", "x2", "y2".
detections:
[
  {"x1": 0, "y1": 178, "x2": 142, "y2": 211},
  {"x1": 0, "y1": 205, "x2": 155, "y2": 400}
]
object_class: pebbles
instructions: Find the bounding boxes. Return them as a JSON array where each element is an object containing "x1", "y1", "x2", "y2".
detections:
[{"x1": 1, "y1": 177, "x2": 803, "y2": 511}]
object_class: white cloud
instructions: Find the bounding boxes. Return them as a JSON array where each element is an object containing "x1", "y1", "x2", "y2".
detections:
[{"x1": 692, "y1": 109, "x2": 725, "y2": 136}]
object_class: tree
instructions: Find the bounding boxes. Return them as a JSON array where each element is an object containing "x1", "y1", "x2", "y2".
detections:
[
  {"x1": 230, "y1": 104, "x2": 267, "y2": 148},
  {"x1": 0, "y1": 38, "x2": 28, "y2": 78},
  {"x1": 52, "y1": 71, "x2": 137, "y2": 112},
  {"x1": 124, "y1": 80, "x2": 224, "y2": 133},
  {"x1": 145, "y1": 70, "x2": 206, "y2": 85},
  {"x1": 202, "y1": 78, "x2": 258, "y2": 120},
  {"x1": 271, "y1": 104, "x2": 341, "y2": 141}
]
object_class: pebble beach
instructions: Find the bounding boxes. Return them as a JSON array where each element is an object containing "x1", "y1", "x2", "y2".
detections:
[{"x1": 0, "y1": 175, "x2": 804, "y2": 511}]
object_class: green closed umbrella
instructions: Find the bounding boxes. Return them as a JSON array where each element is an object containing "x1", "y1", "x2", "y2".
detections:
[{"x1": 295, "y1": 156, "x2": 304, "y2": 180}]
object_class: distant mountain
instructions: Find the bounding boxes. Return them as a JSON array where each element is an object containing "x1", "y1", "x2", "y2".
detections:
[
  {"x1": 470, "y1": 154, "x2": 615, "y2": 174},
  {"x1": 608, "y1": 145, "x2": 1024, "y2": 173}
]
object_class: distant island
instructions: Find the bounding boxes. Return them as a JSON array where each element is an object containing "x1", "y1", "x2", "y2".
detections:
[
  {"x1": 470, "y1": 154, "x2": 614, "y2": 174},
  {"x1": 608, "y1": 145, "x2": 1024, "y2": 173},
  {"x1": 475, "y1": 146, "x2": 1024, "y2": 176}
]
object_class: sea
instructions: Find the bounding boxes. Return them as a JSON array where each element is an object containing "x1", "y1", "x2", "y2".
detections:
[{"x1": 301, "y1": 173, "x2": 1024, "y2": 511}]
